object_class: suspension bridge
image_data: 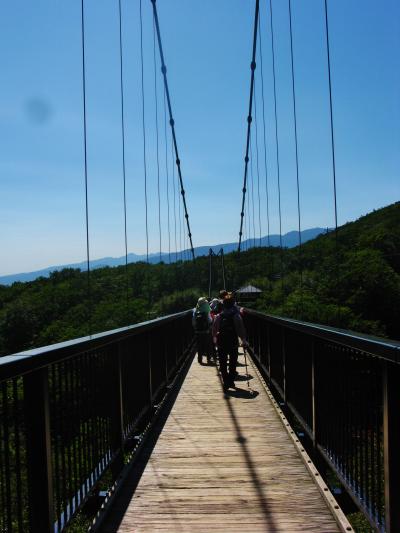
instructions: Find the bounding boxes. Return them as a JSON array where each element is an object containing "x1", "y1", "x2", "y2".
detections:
[{"x1": 1, "y1": 1, "x2": 399, "y2": 532}]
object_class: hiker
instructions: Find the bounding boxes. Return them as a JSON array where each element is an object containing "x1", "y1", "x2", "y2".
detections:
[
  {"x1": 210, "y1": 297, "x2": 223, "y2": 319},
  {"x1": 212, "y1": 293, "x2": 248, "y2": 390},
  {"x1": 192, "y1": 297, "x2": 213, "y2": 364}
]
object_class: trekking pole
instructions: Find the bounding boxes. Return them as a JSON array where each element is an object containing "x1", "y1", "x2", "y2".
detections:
[{"x1": 242, "y1": 345, "x2": 251, "y2": 391}]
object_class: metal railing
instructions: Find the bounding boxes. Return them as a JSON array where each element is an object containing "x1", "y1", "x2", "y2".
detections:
[
  {"x1": 243, "y1": 308, "x2": 400, "y2": 533},
  {"x1": 0, "y1": 311, "x2": 194, "y2": 533}
]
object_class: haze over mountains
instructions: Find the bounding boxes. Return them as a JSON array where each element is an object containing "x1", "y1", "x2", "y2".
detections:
[{"x1": 0, "y1": 227, "x2": 327, "y2": 285}]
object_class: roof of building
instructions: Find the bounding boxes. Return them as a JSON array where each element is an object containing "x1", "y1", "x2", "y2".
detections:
[{"x1": 236, "y1": 284, "x2": 262, "y2": 294}]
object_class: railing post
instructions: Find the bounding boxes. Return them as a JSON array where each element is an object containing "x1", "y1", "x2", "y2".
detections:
[
  {"x1": 148, "y1": 333, "x2": 153, "y2": 405},
  {"x1": 163, "y1": 325, "x2": 169, "y2": 384},
  {"x1": 111, "y1": 344, "x2": 124, "y2": 479},
  {"x1": 383, "y1": 360, "x2": 400, "y2": 533},
  {"x1": 282, "y1": 327, "x2": 286, "y2": 404},
  {"x1": 311, "y1": 339, "x2": 318, "y2": 449},
  {"x1": 23, "y1": 368, "x2": 54, "y2": 533},
  {"x1": 267, "y1": 322, "x2": 271, "y2": 379}
]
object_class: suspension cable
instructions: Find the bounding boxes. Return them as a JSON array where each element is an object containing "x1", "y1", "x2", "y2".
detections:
[
  {"x1": 238, "y1": 0, "x2": 260, "y2": 252},
  {"x1": 171, "y1": 133, "x2": 178, "y2": 261},
  {"x1": 324, "y1": 0, "x2": 340, "y2": 322},
  {"x1": 254, "y1": 82, "x2": 262, "y2": 247},
  {"x1": 153, "y1": 14, "x2": 162, "y2": 263},
  {"x1": 269, "y1": 0, "x2": 284, "y2": 288},
  {"x1": 249, "y1": 133, "x2": 256, "y2": 247},
  {"x1": 80, "y1": 0, "x2": 91, "y2": 334},
  {"x1": 117, "y1": 0, "x2": 129, "y2": 307},
  {"x1": 246, "y1": 171, "x2": 251, "y2": 251},
  {"x1": 258, "y1": 10, "x2": 270, "y2": 247},
  {"x1": 151, "y1": 0, "x2": 195, "y2": 259},
  {"x1": 208, "y1": 248, "x2": 213, "y2": 298},
  {"x1": 288, "y1": 0, "x2": 303, "y2": 297},
  {"x1": 139, "y1": 0, "x2": 149, "y2": 263},
  {"x1": 220, "y1": 248, "x2": 226, "y2": 291},
  {"x1": 163, "y1": 86, "x2": 171, "y2": 263},
  {"x1": 324, "y1": 0, "x2": 339, "y2": 237},
  {"x1": 178, "y1": 165, "x2": 182, "y2": 259},
  {"x1": 208, "y1": 248, "x2": 226, "y2": 296}
]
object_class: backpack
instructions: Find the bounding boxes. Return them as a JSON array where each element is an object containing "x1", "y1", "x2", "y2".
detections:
[
  {"x1": 217, "y1": 312, "x2": 237, "y2": 347},
  {"x1": 194, "y1": 310, "x2": 209, "y2": 333}
]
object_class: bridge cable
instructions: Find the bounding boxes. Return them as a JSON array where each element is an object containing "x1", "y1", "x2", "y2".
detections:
[
  {"x1": 139, "y1": 0, "x2": 149, "y2": 263},
  {"x1": 323, "y1": 0, "x2": 338, "y2": 238},
  {"x1": 246, "y1": 170, "x2": 251, "y2": 251},
  {"x1": 254, "y1": 82, "x2": 262, "y2": 247},
  {"x1": 323, "y1": 0, "x2": 340, "y2": 322},
  {"x1": 153, "y1": 14, "x2": 162, "y2": 263},
  {"x1": 208, "y1": 249, "x2": 213, "y2": 299},
  {"x1": 249, "y1": 134, "x2": 257, "y2": 247},
  {"x1": 258, "y1": 11, "x2": 270, "y2": 248},
  {"x1": 220, "y1": 248, "x2": 227, "y2": 291},
  {"x1": 269, "y1": 0, "x2": 284, "y2": 292},
  {"x1": 151, "y1": 0, "x2": 195, "y2": 260},
  {"x1": 288, "y1": 0, "x2": 303, "y2": 313},
  {"x1": 177, "y1": 160, "x2": 182, "y2": 259},
  {"x1": 80, "y1": 0, "x2": 91, "y2": 334},
  {"x1": 117, "y1": 0, "x2": 129, "y2": 309},
  {"x1": 238, "y1": 0, "x2": 260, "y2": 252},
  {"x1": 163, "y1": 86, "x2": 171, "y2": 263},
  {"x1": 208, "y1": 248, "x2": 226, "y2": 297},
  {"x1": 171, "y1": 133, "x2": 178, "y2": 261}
]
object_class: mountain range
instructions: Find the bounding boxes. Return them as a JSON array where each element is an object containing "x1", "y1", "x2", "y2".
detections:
[{"x1": 0, "y1": 227, "x2": 327, "y2": 285}]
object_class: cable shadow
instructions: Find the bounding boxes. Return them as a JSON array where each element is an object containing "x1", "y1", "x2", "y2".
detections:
[
  {"x1": 215, "y1": 364, "x2": 278, "y2": 531},
  {"x1": 225, "y1": 387, "x2": 259, "y2": 399}
]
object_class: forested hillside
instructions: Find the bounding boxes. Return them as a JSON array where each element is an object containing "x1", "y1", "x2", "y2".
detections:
[{"x1": 0, "y1": 202, "x2": 399, "y2": 356}]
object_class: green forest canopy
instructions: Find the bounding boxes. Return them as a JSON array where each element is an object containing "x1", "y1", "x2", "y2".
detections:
[{"x1": 0, "y1": 201, "x2": 399, "y2": 356}]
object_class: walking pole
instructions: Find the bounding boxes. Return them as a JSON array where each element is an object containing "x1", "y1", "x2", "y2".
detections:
[{"x1": 242, "y1": 345, "x2": 251, "y2": 391}]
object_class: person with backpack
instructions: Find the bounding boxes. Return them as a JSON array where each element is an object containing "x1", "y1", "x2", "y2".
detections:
[
  {"x1": 212, "y1": 293, "x2": 248, "y2": 390},
  {"x1": 192, "y1": 297, "x2": 213, "y2": 364}
]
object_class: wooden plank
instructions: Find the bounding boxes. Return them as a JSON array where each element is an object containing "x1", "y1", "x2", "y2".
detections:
[{"x1": 100, "y1": 351, "x2": 347, "y2": 532}]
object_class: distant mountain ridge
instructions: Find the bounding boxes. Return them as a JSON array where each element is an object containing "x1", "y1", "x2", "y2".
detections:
[{"x1": 0, "y1": 227, "x2": 327, "y2": 285}]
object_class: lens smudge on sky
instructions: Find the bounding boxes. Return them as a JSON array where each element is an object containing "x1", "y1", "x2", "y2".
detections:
[{"x1": 24, "y1": 97, "x2": 53, "y2": 125}]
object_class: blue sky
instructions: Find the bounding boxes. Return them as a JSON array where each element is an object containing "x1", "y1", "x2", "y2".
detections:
[{"x1": 0, "y1": 0, "x2": 399, "y2": 275}]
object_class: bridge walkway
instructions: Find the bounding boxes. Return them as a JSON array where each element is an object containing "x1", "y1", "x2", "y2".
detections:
[{"x1": 100, "y1": 350, "x2": 343, "y2": 532}]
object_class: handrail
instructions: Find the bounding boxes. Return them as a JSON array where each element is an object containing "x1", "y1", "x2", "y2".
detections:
[
  {"x1": 0, "y1": 310, "x2": 192, "y2": 382},
  {"x1": 0, "y1": 310, "x2": 195, "y2": 533},
  {"x1": 244, "y1": 308, "x2": 400, "y2": 363},
  {"x1": 243, "y1": 307, "x2": 400, "y2": 532}
]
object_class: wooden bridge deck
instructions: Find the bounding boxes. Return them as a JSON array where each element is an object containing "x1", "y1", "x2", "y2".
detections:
[{"x1": 100, "y1": 351, "x2": 344, "y2": 532}]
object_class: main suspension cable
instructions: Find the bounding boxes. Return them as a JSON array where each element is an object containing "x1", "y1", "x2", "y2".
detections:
[
  {"x1": 80, "y1": 0, "x2": 91, "y2": 334},
  {"x1": 117, "y1": 0, "x2": 129, "y2": 307},
  {"x1": 238, "y1": 0, "x2": 260, "y2": 252},
  {"x1": 151, "y1": 0, "x2": 195, "y2": 259}
]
